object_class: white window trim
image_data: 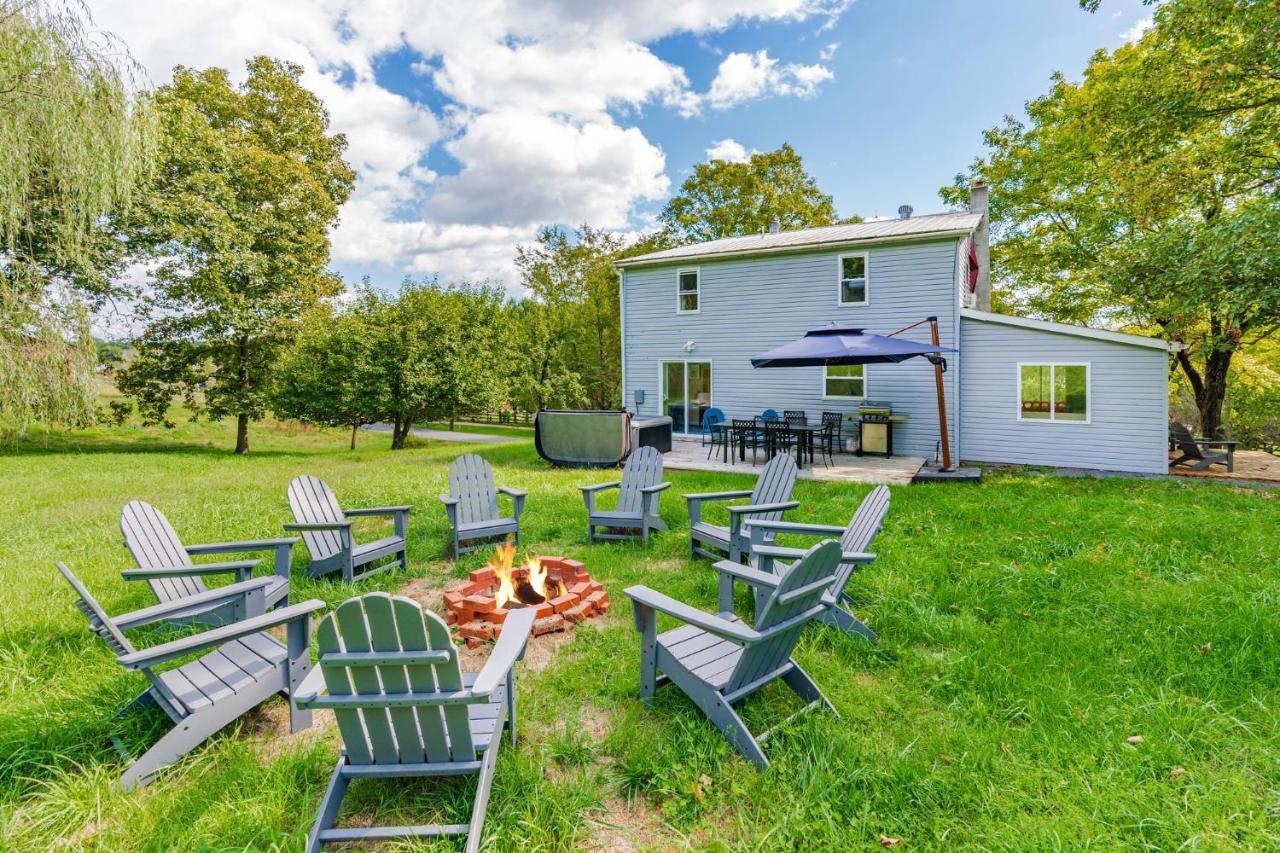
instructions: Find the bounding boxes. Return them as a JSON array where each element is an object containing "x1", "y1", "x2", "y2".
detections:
[
  {"x1": 659, "y1": 358, "x2": 713, "y2": 433},
  {"x1": 821, "y1": 364, "x2": 868, "y2": 400},
  {"x1": 836, "y1": 252, "x2": 870, "y2": 307},
  {"x1": 676, "y1": 267, "x2": 700, "y2": 314},
  {"x1": 1015, "y1": 362, "x2": 1092, "y2": 425}
]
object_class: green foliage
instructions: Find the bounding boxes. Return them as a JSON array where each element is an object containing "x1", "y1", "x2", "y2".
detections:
[
  {"x1": 0, "y1": 0, "x2": 154, "y2": 439},
  {"x1": 512, "y1": 226, "x2": 624, "y2": 410},
  {"x1": 117, "y1": 57, "x2": 355, "y2": 454},
  {"x1": 659, "y1": 143, "x2": 847, "y2": 242},
  {"x1": 942, "y1": 0, "x2": 1280, "y2": 438}
]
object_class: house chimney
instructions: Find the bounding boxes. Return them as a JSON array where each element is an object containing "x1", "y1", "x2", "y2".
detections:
[
  {"x1": 969, "y1": 179, "x2": 991, "y2": 311},
  {"x1": 768, "y1": 217, "x2": 781, "y2": 234},
  {"x1": 897, "y1": 204, "x2": 913, "y2": 219}
]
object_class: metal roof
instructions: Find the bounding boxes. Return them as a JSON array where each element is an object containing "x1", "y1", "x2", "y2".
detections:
[
  {"x1": 616, "y1": 211, "x2": 984, "y2": 267},
  {"x1": 960, "y1": 308, "x2": 1181, "y2": 352}
]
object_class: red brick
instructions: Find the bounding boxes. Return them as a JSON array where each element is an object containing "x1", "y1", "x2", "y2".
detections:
[
  {"x1": 534, "y1": 602, "x2": 554, "y2": 619},
  {"x1": 550, "y1": 594, "x2": 576, "y2": 614},
  {"x1": 562, "y1": 558, "x2": 585, "y2": 572},
  {"x1": 568, "y1": 581, "x2": 590, "y2": 597},
  {"x1": 443, "y1": 609, "x2": 458, "y2": 625},
  {"x1": 586, "y1": 590, "x2": 607, "y2": 608},
  {"x1": 586, "y1": 580, "x2": 604, "y2": 594},
  {"x1": 459, "y1": 621, "x2": 493, "y2": 641},
  {"x1": 465, "y1": 637, "x2": 484, "y2": 649},
  {"x1": 465, "y1": 594, "x2": 496, "y2": 610},
  {"x1": 533, "y1": 614, "x2": 565, "y2": 636},
  {"x1": 443, "y1": 590, "x2": 465, "y2": 607},
  {"x1": 563, "y1": 603, "x2": 591, "y2": 623},
  {"x1": 574, "y1": 572, "x2": 590, "y2": 584},
  {"x1": 540, "y1": 555, "x2": 565, "y2": 566},
  {"x1": 483, "y1": 608, "x2": 509, "y2": 624},
  {"x1": 469, "y1": 567, "x2": 496, "y2": 585}
]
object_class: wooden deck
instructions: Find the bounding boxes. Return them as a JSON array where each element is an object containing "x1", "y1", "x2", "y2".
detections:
[
  {"x1": 664, "y1": 438, "x2": 925, "y2": 485},
  {"x1": 1169, "y1": 449, "x2": 1280, "y2": 484}
]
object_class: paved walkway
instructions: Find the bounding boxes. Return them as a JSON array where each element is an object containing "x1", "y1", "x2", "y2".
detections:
[
  {"x1": 664, "y1": 437, "x2": 925, "y2": 485},
  {"x1": 364, "y1": 423, "x2": 519, "y2": 444},
  {"x1": 1167, "y1": 449, "x2": 1280, "y2": 485}
]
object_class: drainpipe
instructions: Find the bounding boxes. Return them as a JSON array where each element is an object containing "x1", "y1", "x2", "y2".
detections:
[{"x1": 969, "y1": 180, "x2": 990, "y2": 312}]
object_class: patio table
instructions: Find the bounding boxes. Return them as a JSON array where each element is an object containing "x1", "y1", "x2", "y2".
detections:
[{"x1": 721, "y1": 420, "x2": 825, "y2": 470}]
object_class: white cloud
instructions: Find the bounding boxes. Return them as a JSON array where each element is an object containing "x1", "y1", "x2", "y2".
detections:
[
  {"x1": 87, "y1": 1, "x2": 852, "y2": 290},
  {"x1": 706, "y1": 138, "x2": 752, "y2": 163},
  {"x1": 819, "y1": 41, "x2": 840, "y2": 61},
  {"x1": 1121, "y1": 16, "x2": 1153, "y2": 42},
  {"x1": 704, "y1": 50, "x2": 834, "y2": 110}
]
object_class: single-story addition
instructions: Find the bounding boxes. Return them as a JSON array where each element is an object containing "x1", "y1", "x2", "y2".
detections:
[{"x1": 615, "y1": 184, "x2": 1179, "y2": 475}]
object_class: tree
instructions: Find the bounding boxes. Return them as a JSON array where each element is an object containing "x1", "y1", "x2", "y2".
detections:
[
  {"x1": 659, "y1": 143, "x2": 848, "y2": 243},
  {"x1": 0, "y1": 0, "x2": 154, "y2": 439},
  {"x1": 117, "y1": 57, "x2": 355, "y2": 453},
  {"x1": 273, "y1": 295, "x2": 384, "y2": 449},
  {"x1": 513, "y1": 226, "x2": 624, "y2": 410},
  {"x1": 942, "y1": 0, "x2": 1280, "y2": 438}
]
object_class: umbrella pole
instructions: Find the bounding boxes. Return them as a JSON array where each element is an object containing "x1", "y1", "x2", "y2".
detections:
[{"x1": 929, "y1": 316, "x2": 953, "y2": 470}]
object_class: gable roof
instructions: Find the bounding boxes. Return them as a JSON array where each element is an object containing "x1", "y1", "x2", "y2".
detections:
[
  {"x1": 960, "y1": 308, "x2": 1180, "y2": 352},
  {"x1": 616, "y1": 211, "x2": 983, "y2": 268}
]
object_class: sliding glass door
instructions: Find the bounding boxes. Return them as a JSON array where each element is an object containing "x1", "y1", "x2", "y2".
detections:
[{"x1": 661, "y1": 360, "x2": 712, "y2": 434}]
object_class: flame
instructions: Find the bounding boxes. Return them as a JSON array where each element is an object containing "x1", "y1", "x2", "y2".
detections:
[{"x1": 487, "y1": 542, "x2": 563, "y2": 609}]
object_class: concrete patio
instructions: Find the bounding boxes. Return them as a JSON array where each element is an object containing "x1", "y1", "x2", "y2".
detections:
[{"x1": 663, "y1": 436, "x2": 926, "y2": 485}]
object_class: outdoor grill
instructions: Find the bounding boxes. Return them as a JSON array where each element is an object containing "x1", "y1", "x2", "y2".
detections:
[{"x1": 857, "y1": 402, "x2": 907, "y2": 458}]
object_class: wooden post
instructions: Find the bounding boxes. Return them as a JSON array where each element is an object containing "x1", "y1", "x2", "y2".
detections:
[{"x1": 929, "y1": 316, "x2": 952, "y2": 470}]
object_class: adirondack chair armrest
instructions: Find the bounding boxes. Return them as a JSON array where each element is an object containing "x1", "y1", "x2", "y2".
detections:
[
  {"x1": 117, "y1": 599, "x2": 327, "y2": 671},
  {"x1": 751, "y1": 544, "x2": 875, "y2": 566},
  {"x1": 579, "y1": 481, "x2": 621, "y2": 494},
  {"x1": 112, "y1": 576, "x2": 279, "y2": 630},
  {"x1": 121, "y1": 559, "x2": 261, "y2": 580},
  {"x1": 683, "y1": 489, "x2": 753, "y2": 504},
  {"x1": 623, "y1": 585, "x2": 760, "y2": 644},
  {"x1": 472, "y1": 608, "x2": 536, "y2": 695},
  {"x1": 1194, "y1": 438, "x2": 1238, "y2": 448},
  {"x1": 438, "y1": 494, "x2": 459, "y2": 505},
  {"x1": 293, "y1": 664, "x2": 328, "y2": 707},
  {"x1": 282, "y1": 521, "x2": 354, "y2": 531},
  {"x1": 712, "y1": 560, "x2": 781, "y2": 590},
  {"x1": 640, "y1": 482, "x2": 672, "y2": 494},
  {"x1": 727, "y1": 501, "x2": 800, "y2": 517},
  {"x1": 497, "y1": 486, "x2": 527, "y2": 517},
  {"x1": 743, "y1": 519, "x2": 845, "y2": 541},
  {"x1": 344, "y1": 505, "x2": 414, "y2": 517},
  {"x1": 184, "y1": 537, "x2": 299, "y2": 555}
]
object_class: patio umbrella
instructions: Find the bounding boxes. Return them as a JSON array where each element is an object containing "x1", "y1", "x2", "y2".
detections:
[{"x1": 749, "y1": 317, "x2": 958, "y2": 469}]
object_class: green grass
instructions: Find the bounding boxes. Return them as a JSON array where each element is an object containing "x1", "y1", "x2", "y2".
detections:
[
  {"x1": 1, "y1": 416, "x2": 1278, "y2": 849},
  {"x1": 421, "y1": 421, "x2": 535, "y2": 437}
]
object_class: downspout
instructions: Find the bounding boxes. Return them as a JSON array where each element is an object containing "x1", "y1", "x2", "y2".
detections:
[
  {"x1": 953, "y1": 240, "x2": 964, "y2": 465},
  {"x1": 617, "y1": 267, "x2": 628, "y2": 412}
]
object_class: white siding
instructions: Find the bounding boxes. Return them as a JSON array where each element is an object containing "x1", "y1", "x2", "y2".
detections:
[
  {"x1": 960, "y1": 317, "x2": 1170, "y2": 474},
  {"x1": 622, "y1": 239, "x2": 961, "y2": 459}
]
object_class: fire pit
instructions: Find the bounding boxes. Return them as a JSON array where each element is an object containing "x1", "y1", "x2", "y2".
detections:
[{"x1": 442, "y1": 544, "x2": 609, "y2": 647}]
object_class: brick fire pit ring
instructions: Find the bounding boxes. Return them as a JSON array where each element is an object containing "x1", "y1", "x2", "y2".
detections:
[{"x1": 442, "y1": 556, "x2": 609, "y2": 647}]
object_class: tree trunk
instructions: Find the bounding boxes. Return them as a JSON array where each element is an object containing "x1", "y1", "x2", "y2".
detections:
[
  {"x1": 235, "y1": 413, "x2": 250, "y2": 455},
  {"x1": 350, "y1": 423, "x2": 358, "y2": 450},
  {"x1": 391, "y1": 417, "x2": 411, "y2": 449},
  {"x1": 1176, "y1": 346, "x2": 1234, "y2": 439},
  {"x1": 449, "y1": 416, "x2": 455, "y2": 431}
]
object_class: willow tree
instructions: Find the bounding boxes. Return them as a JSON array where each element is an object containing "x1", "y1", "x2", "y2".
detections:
[
  {"x1": 118, "y1": 57, "x2": 355, "y2": 454},
  {"x1": 0, "y1": 0, "x2": 154, "y2": 438}
]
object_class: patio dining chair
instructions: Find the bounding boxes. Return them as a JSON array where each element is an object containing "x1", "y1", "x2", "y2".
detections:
[
  {"x1": 763, "y1": 420, "x2": 795, "y2": 462},
  {"x1": 783, "y1": 410, "x2": 807, "y2": 426},
  {"x1": 731, "y1": 418, "x2": 765, "y2": 464},
  {"x1": 759, "y1": 409, "x2": 781, "y2": 422},
  {"x1": 701, "y1": 407, "x2": 726, "y2": 449},
  {"x1": 820, "y1": 411, "x2": 844, "y2": 455}
]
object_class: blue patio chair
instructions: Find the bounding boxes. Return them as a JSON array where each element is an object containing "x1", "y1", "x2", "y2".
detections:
[
  {"x1": 760, "y1": 409, "x2": 781, "y2": 422},
  {"x1": 701, "y1": 408, "x2": 726, "y2": 449}
]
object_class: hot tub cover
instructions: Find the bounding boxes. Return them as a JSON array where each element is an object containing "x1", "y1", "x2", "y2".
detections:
[{"x1": 535, "y1": 409, "x2": 633, "y2": 467}]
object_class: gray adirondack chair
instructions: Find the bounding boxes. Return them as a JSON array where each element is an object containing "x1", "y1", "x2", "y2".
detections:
[
  {"x1": 685, "y1": 453, "x2": 799, "y2": 563},
  {"x1": 120, "y1": 500, "x2": 296, "y2": 628},
  {"x1": 580, "y1": 446, "x2": 671, "y2": 544},
  {"x1": 625, "y1": 539, "x2": 844, "y2": 769},
  {"x1": 55, "y1": 561, "x2": 323, "y2": 790},
  {"x1": 440, "y1": 454, "x2": 527, "y2": 558},
  {"x1": 1169, "y1": 421, "x2": 1237, "y2": 472},
  {"x1": 741, "y1": 484, "x2": 890, "y2": 641},
  {"x1": 286, "y1": 476, "x2": 412, "y2": 582},
  {"x1": 295, "y1": 592, "x2": 536, "y2": 853}
]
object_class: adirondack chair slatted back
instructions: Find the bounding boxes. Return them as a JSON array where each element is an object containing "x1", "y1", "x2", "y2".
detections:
[
  {"x1": 289, "y1": 476, "x2": 347, "y2": 561},
  {"x1": 616, "y1": 447, "x2": 664, "y2": 515},
  {"x1": 1169, "y1": 422, "x2": 1205, "y2": 459},
  {"x1": 748, "y1": 454, "x2": 798, "y2": 524},
  {"x1": 317, "y1": 593, "x2": 476, "y2": 765},
  {"x1": 448, "y1": 454, "x2": 500, "y2": 526},
  {"x1": 56, "y1": 562, "x2": 136, "y2": 658},
  {"x1": 727, "y1": 541, "x2": 842, "y2": 694},
  {"x1": 121, "y1": 501, "x2": 206, "y2": 602},
  {"x1": 841, "y1": 486, "x2": 890, "y2": 554}
]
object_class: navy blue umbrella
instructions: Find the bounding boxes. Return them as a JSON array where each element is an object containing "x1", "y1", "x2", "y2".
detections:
[
  {"x1": 750, "y1": 318, "x2": 958, "y2": 470},
  {"x1": 750, "y1": 324, "x2": 954, "y2": 368}
]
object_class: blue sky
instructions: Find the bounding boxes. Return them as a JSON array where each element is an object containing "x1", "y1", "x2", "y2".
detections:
[{"x1": 94, "y1": 0, "x2": 1155, "y2": 296}]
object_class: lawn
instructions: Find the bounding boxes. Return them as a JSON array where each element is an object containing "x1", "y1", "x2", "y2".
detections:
[{"x1": 1, "y1": 417, "x2": 1278, "y2": 850}]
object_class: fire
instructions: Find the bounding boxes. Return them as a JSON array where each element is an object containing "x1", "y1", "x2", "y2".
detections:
[{"x1": 487, "y1": 542, "x2": 564, "y2": 609}]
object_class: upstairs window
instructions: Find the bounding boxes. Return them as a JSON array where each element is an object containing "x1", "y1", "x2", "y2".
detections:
[
  {"x1": 1018, "y1": 363, "x2": 1090, "y2": 422},
  {"x1": 677, "y1": 268, "x2": 700, "y2": 313},
  {"x1": 824, "y1": 364, "x2": 865, "y2": 399},
  {"x1": 838, "y1": 253, "x2": 869, "y2": 305}
]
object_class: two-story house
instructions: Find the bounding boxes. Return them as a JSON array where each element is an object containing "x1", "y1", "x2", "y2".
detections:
[{"x1": 615, "y1": 184, "x2": 1175, "y2": 475}]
